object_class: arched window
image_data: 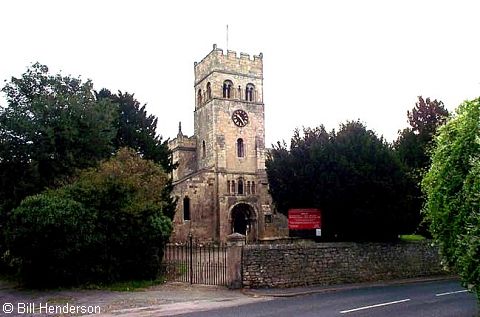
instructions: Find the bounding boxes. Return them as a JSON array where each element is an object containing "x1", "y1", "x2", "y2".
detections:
[
  {"x1": 202, "y1": 140, "x2": 206, "y2": 158},
  {"x1": 231, "y1": 180, "x2": 236, "y2": 194},
  {"x1": 227, "y1": 180, "x2": 231, "y2": 194},
  {"x1": 237, "y1": 138, "x2": 244, "y2": 158},
  {"x1": 197, "y1": 89, "x2": 202, "y2": 106},
  {"x1": 246, "y1": 181, "x2": 251, "y2": 195},
  {"x1": 183, "y1": 196, "x2": 191, "y2": 221},
  {"x1": 223, "y1": 80, "x2": 233, "y2": 98},
  {"x1": 251, "y1": 181, "x2": 256, "y2": 194},
  {"x1": 245, "y1": 83, "x2": 255, "y2": 102},
  {"x1": 206, "y1": 82, "x2": 212, "y2": 100},
  {"x1": 238, "y1": 178, "x2": 244, "y2": 195}
]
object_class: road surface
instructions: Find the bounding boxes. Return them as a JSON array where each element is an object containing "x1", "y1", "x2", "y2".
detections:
[{"x1": 176, "y1": 279, "x2": 478, "y2": 317}]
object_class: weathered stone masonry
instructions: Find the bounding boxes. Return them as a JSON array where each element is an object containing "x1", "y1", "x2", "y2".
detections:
[
  {"x1": 242, "y1": 242, "x2": 445, "y2": 288},
  {"x1": 169, "y1": 45, "x2": 288, "y2": 244}
]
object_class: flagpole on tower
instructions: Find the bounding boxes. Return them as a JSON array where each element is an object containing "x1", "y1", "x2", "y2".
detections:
[{"x1": 226, "y1": 24, "x2": 229, "y2": 50}]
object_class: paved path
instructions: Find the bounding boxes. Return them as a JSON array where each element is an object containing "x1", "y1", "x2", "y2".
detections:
[{"x1": 0, "y1": 281, "x2": 262, "y2": 316}]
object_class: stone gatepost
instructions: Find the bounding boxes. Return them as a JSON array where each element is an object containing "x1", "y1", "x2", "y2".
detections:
[{"x1": 226, "y1": 233, "x2": 245, "y2": 289}]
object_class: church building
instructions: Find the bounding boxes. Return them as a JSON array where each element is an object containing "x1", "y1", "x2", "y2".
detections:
[{"x1": 168, "y1": 44, "x2": 288, "y2": 243}]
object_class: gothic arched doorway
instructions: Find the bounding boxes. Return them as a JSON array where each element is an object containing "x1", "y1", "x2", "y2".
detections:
[{"x1": 230, "y1": 203, "x2": 257, "y2": 241}]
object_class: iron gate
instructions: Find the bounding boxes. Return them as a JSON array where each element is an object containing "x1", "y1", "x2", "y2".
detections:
[{"x1": 162, "y1": 239, "x2": 229, "y2": 286}]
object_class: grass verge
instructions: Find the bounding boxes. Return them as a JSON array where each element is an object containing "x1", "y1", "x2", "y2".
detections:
[
  {"x1": 84, "y1": 277, "x2": 166, "y2": 291},
  {"x1": 399, "y1": 234, "x2": 426, "y2": 242}
]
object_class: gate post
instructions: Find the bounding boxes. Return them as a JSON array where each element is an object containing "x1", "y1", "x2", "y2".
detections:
[
  {"x1": 226, "y1": 233, "x2": 246, "y2": 289},
  {"x1": 189, "y1": 232, "x2": 193, "y2": 284}
]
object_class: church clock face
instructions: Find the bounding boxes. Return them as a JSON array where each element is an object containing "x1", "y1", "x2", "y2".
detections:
[{"x1": 232, "y1": 109, "x2": 249, "y2": 127}]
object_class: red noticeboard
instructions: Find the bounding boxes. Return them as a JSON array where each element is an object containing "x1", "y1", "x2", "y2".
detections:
[{"x1": 288, "y1": 209, "x2": 321, "y2": 230}]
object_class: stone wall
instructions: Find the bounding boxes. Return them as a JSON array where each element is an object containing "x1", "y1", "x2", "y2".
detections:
[
  {"x1": 242, "y1": 241, "x2": 445, "y2": 288},
  {"x1": 169, "y1": 170, "x2": 217, "y2": 243}
]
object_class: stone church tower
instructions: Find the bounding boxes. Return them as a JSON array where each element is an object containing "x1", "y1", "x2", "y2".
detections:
[{"x1": 169, "y1": 45, "x2": 288, "y2": 243}]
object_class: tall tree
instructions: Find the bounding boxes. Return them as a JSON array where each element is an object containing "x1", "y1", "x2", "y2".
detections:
[
  {"x1": 395, "y1": 96, "x2": 449, "y2": 175},
  {"x1": 422, "y1": 98, "x2": 480, "y2": 300},
  {"x1": 0, "y1": 63, "x2": 117, "y2": 212},
  {"x1": 394, "y1": 96, "x2": 450, "y2": 235},
  {"x1": 0, "y1": 63, "x2": 117, "y2": 269},
  {"x1": 267, "y1": 121, "x2": 415, "y2": 241},
  {"x1": 96, "y1": 89, "x2": 176, "y2": 218},
  {"x1": 96, "y1": 89, "x2": 174, "y2": 173}
]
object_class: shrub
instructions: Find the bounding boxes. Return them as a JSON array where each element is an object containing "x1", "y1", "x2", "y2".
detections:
[
  {"x1": 5, "y1": 148, "x2": 172, "y2": 287},
  {"x1": 422, "y1": 98, "x2": 480, "y2": 299},
  {"x1": 5, "y1": 193, "x2": 97, "y2": 286}
]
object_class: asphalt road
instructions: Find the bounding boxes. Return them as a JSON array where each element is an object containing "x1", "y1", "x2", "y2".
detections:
[{"x1": 176, "y1": 280, "x2": 478, "y2": 317}]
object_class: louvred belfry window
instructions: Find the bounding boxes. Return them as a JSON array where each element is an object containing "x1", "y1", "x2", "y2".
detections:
[{"x1": 223, "y1": 80, "x2": 233, "y2": 98}]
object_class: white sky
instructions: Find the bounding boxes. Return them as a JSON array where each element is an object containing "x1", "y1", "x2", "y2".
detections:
[{"x1": 1, "y1": 0, "x2": 479, "y2": 146}]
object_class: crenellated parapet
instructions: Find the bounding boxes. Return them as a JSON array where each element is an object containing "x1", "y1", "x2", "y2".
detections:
[
  {"x1": 194, "y1": 44, "x2": 264, "y2": 110},
  {"x1": 168, "y1": 135, "x2": 196, "y2": 152},
  {"x1": 194, "y1": 44, "x2": 263, "y2": 86}
]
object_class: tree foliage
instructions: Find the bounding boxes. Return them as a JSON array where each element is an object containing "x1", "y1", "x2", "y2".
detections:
[
  {"x1": 96, "y1": 89, "x2": 176, "y2": 218},
  {"x1": 395, "y1": 96, "x2": 449, "y2": 174},
  {"x1": 5, "y1": 148, "x2": 172, "y2": 287},
  {"x1": 0, "y1": 63, "x2": 117, "y2": 212},
  {"x1": 394, "y1": 96, "x2": 449, "y2": 236},
  {"x1": 267, "y1": 121, "x2": 416, "y2": 241},
  {"x1": 0, "y1": 63, "x2": 177, "y2": 274},
  {"x1": 422, "y1": 98, "x2": 480, "y2": 299},
  {"x1": 4, "y1": 194, "x2": 96, "y2": 286}
]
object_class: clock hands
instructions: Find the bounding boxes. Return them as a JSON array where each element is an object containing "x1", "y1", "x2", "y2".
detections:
[{"x1": 232, "y1": 110, "x2": 249, "y2": 127}]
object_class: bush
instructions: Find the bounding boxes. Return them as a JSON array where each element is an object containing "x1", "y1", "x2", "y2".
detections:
[
  {"x1": 5, "y1": 148, "x2": 172, "y2": 287},
  {"x1": 422, "y1": 98, "x2": 480, "y2": 299},
  {"x1": 5, "y1": 193, "x2": 96, "y2": 286}
]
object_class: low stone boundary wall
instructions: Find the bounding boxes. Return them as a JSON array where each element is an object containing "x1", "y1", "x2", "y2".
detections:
[{"x1": 242, "y1": 241, "x2": 445, "y2": 288}]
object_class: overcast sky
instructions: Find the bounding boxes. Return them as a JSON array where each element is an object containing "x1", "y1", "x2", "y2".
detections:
[{"x1": 1, "y1": 0, "x2": 479, "y2": 146}]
